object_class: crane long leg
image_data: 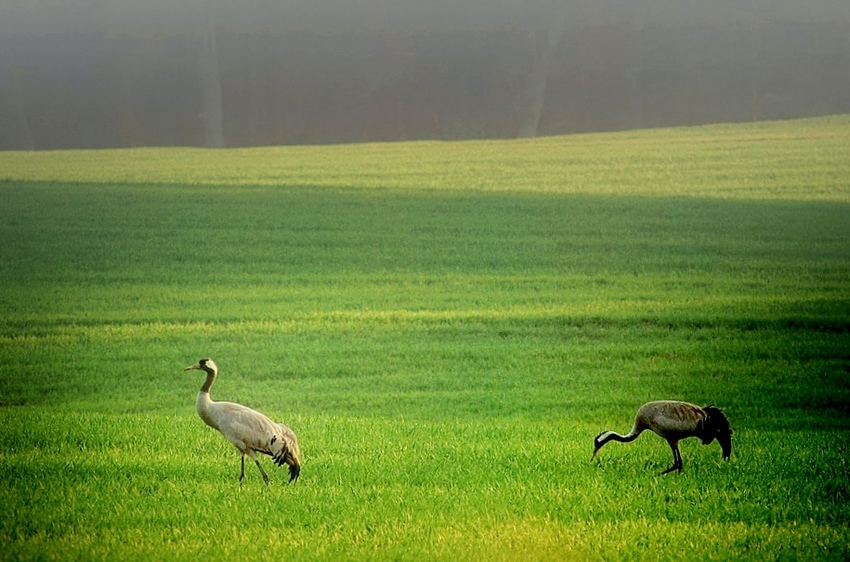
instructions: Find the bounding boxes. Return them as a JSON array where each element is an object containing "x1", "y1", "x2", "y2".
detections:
[
  {"x1": 661, "y1": 441, "x2": 683, "y2": 475},
  {"x1": 246, "y1": 450, "x2": 270, "y2": 485},
  {"x1": 240, "y1": 454, "x2": 246, "y2": 485},
  {"x1": 254, "y1": 458, "x2": 270, "y2": 485}
]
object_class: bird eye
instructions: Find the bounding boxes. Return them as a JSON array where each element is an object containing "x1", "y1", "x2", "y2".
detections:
[{"x1": 271, "y1": 436, "x2": 277, "y2": 444}]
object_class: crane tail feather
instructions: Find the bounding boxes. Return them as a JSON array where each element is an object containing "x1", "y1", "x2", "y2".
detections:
[
  {"x1": 288, "y1": 463, "x2": 301, "y2": 483},
  {"x1": 271, "y1": 449, "x2": 300, "y2": 483},
  {"x1": 269, "y1": 430, "x2": 302, "y2": 484}
]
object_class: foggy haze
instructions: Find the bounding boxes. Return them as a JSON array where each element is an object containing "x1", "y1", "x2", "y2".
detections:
[{"x1": 1, "y1": 0, "x2": 848, "y2": 148}]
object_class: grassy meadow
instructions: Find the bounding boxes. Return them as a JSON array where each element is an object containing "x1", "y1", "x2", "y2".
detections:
[{"x1": 1, "y1": 115, "x2": 849, "y2": 560}]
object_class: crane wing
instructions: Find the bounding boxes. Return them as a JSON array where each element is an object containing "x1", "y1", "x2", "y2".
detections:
[
  {"x1": 206, "y1": 401, "x2": 278, "y2": 449},
  {"x1": 645, "y1": 400, "x2": 706, "y2": 435}
]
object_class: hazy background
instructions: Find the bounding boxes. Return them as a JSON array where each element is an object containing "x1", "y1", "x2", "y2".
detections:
[{"x1": 1, "y1": 0, "x2": 848, "y2": 149}]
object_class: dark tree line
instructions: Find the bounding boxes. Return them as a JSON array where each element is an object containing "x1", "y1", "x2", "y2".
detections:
[{"x1": 1, "y1": 11, "x2": 848, "y2": 149}]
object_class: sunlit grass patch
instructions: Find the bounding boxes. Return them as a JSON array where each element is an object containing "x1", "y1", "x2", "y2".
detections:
[{"x1": 1, "y1": 115, "x2": 848, "y2": 199}]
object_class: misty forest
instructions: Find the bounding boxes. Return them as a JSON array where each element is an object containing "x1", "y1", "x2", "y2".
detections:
[{"x1": 1, "y1": 0, "x2": 849, "y2": 149}]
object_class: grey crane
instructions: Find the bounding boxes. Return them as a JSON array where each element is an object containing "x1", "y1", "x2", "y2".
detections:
[
  {"x1": 591, "y1": 400, "x2": 732, "y2": 474},
  {"x1": 185, "y1": 358, "x2": 301, "y2": 484}
]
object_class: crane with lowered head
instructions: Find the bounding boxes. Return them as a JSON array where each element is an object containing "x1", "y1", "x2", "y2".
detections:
[
  {"x1": 185, "y1": 358, "x2": 301, "y2": 484},
  {"x1": 592, "y1": 400, "x2": 732, "y2": 474}
]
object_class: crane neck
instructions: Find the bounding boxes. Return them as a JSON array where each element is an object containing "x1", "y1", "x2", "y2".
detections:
[
  {"x1": 199, "y1": 369, "x2": 217, "y2": 394},
  {"x1": 195, "y1": 387, "x2": 217, "y2": 429},
  {"x1": 598, "y1": 429, "x2": 640, "y2": 445}
]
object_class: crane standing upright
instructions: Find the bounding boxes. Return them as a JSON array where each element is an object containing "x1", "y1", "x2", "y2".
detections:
[{"x1": 185, "y1": 358, "x2": 301, "y2": 484}]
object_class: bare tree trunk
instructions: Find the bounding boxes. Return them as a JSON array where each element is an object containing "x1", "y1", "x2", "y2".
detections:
[
  {"x1": 196, "y1": 5, "x2": 226, "y2": 148},
  {"x1": 6, "y1": 64, "x2": 35, "y2": 150},
  {"x1": 517, "y1": 5, "x2": 568, "y2": 138}
]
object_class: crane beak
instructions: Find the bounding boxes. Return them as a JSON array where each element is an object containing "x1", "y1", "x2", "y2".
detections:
[
  {"x1": 591, "y1": 433, "x2": 606, "y2": 461},
  {"x1": 185, "y1": 363, "x2": 201, "y2": 371}
]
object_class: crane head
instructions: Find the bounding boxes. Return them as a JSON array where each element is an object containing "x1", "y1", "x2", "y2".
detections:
[
  {"x1": 702, "y1": 406, "x2": 733, "y2": 460},
  {"x1": 185, "y1": 357, "x2": 218, "y2": 375},
  {"x1": 590, "y1": 431, "x2": 610, "y2": 461}
]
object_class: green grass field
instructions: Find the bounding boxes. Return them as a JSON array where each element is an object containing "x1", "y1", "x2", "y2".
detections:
[{"x1": 1, "y1": 116, "x2": 849, "y2": 560}]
